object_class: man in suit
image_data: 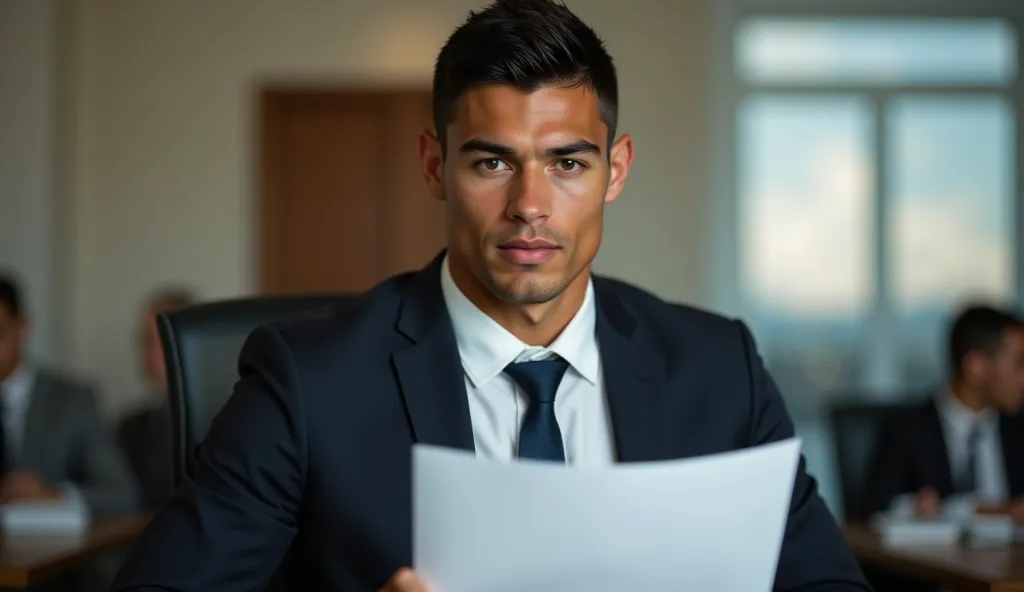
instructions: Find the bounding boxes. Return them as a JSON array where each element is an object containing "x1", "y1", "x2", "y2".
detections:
[
  {"x1": 0, "y1": 274, "x2": 137, "y2": 517},
  {"x1": 117, "y1": 288, "x2": 197, "y2": 512},
  {"x1": 111, "y1": 0, "x2": 869, "y2": 590},
  {"x1": 864, "y1": 305, "x2": 1024, "y2": 520}
]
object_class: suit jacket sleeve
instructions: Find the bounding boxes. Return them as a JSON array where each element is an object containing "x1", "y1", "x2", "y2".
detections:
[
  {"x1": 736, "y1": 321, "x2": 870, "y2": 592},
  {"x1": 110, "y1": 327, "x2": 306, "y2": 591},
  {"x1": 72, "y1": 387, "x2": 139, "y2": 517}
]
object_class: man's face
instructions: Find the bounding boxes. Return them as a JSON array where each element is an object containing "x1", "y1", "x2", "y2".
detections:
[
  {"x1": 139, "y1": 310, "x2": 167, "y2": 390},
  {"x1": 420, "y1": 84, "x2": 633, "y2": 305},
  {"x1": 979, "y1": 327, "x2": 1024, "y2": 413},
  {"x1": 0, "y1": 305, "x2": 26, "y2": 383}
]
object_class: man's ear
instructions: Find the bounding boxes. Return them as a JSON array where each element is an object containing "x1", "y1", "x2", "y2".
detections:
[
  {"x1": 419, "y1": 130, "x2": 445, "y2": 201},
  {"x1": 605, "y1": 134, "x2": 635, "y2": 204},
  {"x1": 963, "y1": 350, "x2": 991, "y2": 381},
  {"x1": 15, "y1": 315, "x2": 30, "y2": 342}
]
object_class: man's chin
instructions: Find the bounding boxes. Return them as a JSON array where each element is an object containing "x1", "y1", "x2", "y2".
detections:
[{"x1": 483, "y1": 272, "x2": 551, "y2": 303}]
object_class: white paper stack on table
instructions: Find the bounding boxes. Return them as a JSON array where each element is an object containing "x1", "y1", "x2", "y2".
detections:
[
  {"x1": 414, "y1": 438, "x2": 802, "y2": 592},
  {"x1": 0, "y1": 497, "x2": 90, "y2": 536},
  {"x1": 871, "y1": 495, "x2": 1018, "y2": 547}
]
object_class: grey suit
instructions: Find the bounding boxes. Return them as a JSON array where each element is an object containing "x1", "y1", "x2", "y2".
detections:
[{"x1": 18, "y1": 371, "x2": 138, "y2": 516}]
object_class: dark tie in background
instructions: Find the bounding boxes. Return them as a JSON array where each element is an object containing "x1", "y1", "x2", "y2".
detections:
[
  {"x1": 505, "y1": 358, "x2": 569, "y2": 462},
  {"x1": 956, "y1": 424, "x2": 982, "y2": 494}
]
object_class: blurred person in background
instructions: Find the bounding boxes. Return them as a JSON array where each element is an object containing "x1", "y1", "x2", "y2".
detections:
[
  {"x1": 0, "y1": 273, "x2": 137, "y2": 516},
  {"x1": 117, "y1": 288, "x2": 197, "y2": 512},
  {"x1": 864, "y1": 305, "x2": 1024, "y2": 521}
]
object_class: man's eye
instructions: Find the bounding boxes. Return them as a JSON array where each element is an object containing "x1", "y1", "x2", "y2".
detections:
[
  {"x1": 557, "y1": 159, "x2": 583, "y2": 173},
  {"x1": 478, "y1": 159, "x2": 509, "y2": 172}
]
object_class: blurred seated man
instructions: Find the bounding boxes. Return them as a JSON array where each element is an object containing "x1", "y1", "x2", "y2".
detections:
[
  {"x1": 117, "y1": 288, "x2": 196, "y2": 511},
  {"x1": 864, "y1": 304, "x2": 1024, "y2": 521},
  {"x1": 0, "y1": 273, "x2": 137, "y2": 516}
]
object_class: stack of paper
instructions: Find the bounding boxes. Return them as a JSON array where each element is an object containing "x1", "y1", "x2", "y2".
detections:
[
  {"x1": 414, "y1": 438, "x2": 802, "y2": 592},
  {"x1": 870, "y1": 516, "x2": 961, "y2": 546},
  {"x1": 965, "y1": 516, "x2": 1016, "y2": 547},
  {"x1": 872, "y1": 495, "x2": 1023, "y2": 547},
  {"x1": 0, "y1": 499, "x2": 90, "y2": 535}
]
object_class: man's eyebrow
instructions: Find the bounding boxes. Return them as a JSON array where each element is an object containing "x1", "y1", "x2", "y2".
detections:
[
  {"x1": 457, "y1": 139, "x2": 603, "y2": 158},
  {"x1": 458, "y1": 139, "x2": 517, "y2": 156},
  {"x1": 545, "y1": 140, "x2": 602, "y2": 157}
]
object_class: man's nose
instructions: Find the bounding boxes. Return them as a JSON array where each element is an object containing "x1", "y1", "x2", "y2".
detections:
[{"x1": 505, "y1": 165, "x2": 553, "y2": 225}]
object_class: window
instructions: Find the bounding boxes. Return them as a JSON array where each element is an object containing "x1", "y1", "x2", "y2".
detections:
[
  {"x1": 737, "y1": 18, "x2": 1016, "y2": 85},
  {"x1": 888, "y1": 96, "x2": 1016, "y2": 383},
  {"x1": 730, "y1": 14, "x2": 1019, "y2": 415}
]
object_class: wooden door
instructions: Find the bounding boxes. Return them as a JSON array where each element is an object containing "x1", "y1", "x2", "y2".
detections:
[{"x1": 259, "y1": 89, "x2": 445, "y2": 294}]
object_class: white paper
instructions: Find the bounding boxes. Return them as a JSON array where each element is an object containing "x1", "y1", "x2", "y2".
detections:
[
  {"x1": 0, "y1": 497, "x2": 90, "y2": 535},
  {"x1": 869, "y1": 516, "x2": 961, "y2": 546},
  {"x1": 414, "y1": 438, "x2": 801, "y2": 592}
]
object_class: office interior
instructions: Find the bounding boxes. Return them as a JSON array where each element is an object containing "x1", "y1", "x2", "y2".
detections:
[{"x1": 1, "y1": 0, "x2": 1021, "y2": 584}]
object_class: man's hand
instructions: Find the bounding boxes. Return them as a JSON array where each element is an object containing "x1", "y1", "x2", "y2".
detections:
[
  {"x1": 914, "y1": 487, "x2": 942, "y2": 518},
  {"x1": 0, "y1": 471, "x2": 61, "y2": 504},
  {"x1": 379, "y1": 568, "x2": 429, "y2": 592}
]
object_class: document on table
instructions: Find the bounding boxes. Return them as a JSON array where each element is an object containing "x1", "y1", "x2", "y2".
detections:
[
  {"x1": 414, "y1": 438, "x2": 802, "y2": 592},
  {"x1": 0, "y1": 496, "x2": 90, "y2": 535}
]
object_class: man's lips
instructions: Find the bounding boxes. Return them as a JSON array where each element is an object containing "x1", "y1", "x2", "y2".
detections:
[
  {"x1": 497, "y1": 240, "x2": 560, "y2": 265},
  {"x1": 498, "y1": 239, "x2": 559, "y2": 250}
]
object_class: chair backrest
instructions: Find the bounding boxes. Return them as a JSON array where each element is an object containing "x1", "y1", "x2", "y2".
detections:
[
  {"x1": 828, "y1": 399, "x2": 920, "y2": 521},
  {"x1": 157, "y1": 293, "x2": 352, "y2": 488}
]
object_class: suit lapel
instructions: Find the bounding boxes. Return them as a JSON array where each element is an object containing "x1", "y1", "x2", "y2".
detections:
[
  {"x1": 998, "y1": 414, "x2": 1024, "y2": 496},
  {"x1": 392, "y1": 254, "x2": 475, "y2": 452},
  {"x1": 20, "y1": 373, "x2": 55, "y2": 469},
  {"x1": 923, "y1": 400, "x2": 955, "y2": 494},
  {"x1": 594, "y1": 280, "x2": 668, "y2": 462}
]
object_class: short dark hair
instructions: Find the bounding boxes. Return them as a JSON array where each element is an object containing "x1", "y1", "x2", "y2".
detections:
[
  {"x1": 949, "y1": 305, "x2": 1024, "y2": 375},
  {"x1": 0, "y1": 274, "x2": 22, "y2": 318},
  {"x1": 432, "y1": 0, "x2": 618, "y2": 156}
]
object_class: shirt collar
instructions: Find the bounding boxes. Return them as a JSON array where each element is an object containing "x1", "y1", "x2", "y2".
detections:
[
  {"x1": 0, "y1": 364, "x2": 35, "y2": 409},
  {"x1": 941, "y1": 389, "x2": 998, "y2": 434},
  {"x1": 440, "y1": 255, "x2": 600, "y2": 388}
]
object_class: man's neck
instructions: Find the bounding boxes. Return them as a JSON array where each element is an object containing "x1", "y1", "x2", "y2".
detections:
[
  {"x1": 951, "y1": 381, "x2": 990, "y2": 413},
  {"x1": 448, "y1": 260, "x2": 590, "y2": 347},
  {"x1": 0, "y1": 357, "x2": 24, "y2": 386}
]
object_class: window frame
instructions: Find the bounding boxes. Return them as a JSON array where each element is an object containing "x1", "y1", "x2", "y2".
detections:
[{"x1": 710, "y1": 0, "x2": 1024, "y2": 400}]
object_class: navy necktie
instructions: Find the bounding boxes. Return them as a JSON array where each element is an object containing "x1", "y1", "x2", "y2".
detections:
[
  {"x1": 505, "y1": 358, "x2": 569, "y2": 462},
  {"x1": 956, "y1": 424, "x2": 983, "y2": 494}
]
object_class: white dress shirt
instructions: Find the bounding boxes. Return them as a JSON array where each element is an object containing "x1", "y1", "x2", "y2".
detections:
[
  {"x1": 938, "y1": 392, "x2": 1007, "y2": 503},
  {"x1": 439, "y1": 256, "x2": 616, "y2": 466}
]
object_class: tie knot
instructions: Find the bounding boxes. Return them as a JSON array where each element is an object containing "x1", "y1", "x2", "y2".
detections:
[{"x1": 504, "y1": 358, "x2": 569, "y2": 405}]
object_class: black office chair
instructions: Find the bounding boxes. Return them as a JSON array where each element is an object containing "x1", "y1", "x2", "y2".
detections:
[
  {"x1": 827, "y1": 399, "x2": 921, "y2": 521},
  {"x1": 157, "y1": 293, "x2": 353, "y2": 488}
]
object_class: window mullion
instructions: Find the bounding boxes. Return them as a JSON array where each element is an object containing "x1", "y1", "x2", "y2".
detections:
[{"x1": 864, "y1": 91, "x2": 900, "y2": 396}]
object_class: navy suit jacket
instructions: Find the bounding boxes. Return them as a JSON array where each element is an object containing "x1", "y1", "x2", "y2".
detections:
[{"x1": 111, "y1": 256, "x2": 869, "y2": 591}]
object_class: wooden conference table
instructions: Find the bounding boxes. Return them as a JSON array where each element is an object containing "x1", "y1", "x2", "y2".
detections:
[
  {"x1": 846, "y1": 523, "x2": 1024, "y2": 592},
  {"x1": 7, "y1": 514, "x2": 1024, "y2": 590},
  {"x1": 0, "y1": 513, "x2": 149, "y2": 589}
]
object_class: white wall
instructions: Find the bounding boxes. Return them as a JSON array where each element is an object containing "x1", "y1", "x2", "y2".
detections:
[
  {"x1": 0, "y1": 0, "x2": 61, "y2": 361},
  {"x1": 68, "y1": 0, "x2": 713, "y2": 414}
]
